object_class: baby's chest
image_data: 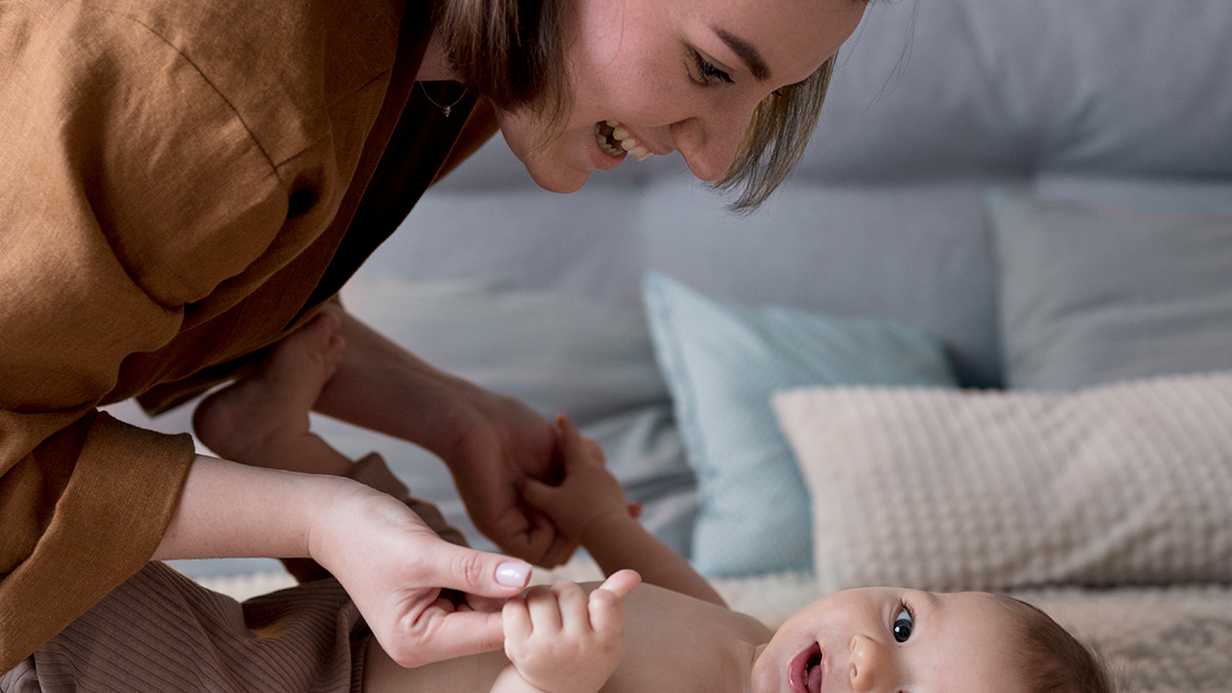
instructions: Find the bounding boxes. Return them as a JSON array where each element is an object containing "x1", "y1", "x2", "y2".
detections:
[
  {"x1": 605, "y1": 668, "x2": 736, "y2": 693},
  {"x1": 604, "y1": 637, "x2": 744, "y2": 693}
]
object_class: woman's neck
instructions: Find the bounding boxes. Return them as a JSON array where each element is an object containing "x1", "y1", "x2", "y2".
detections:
[{"x1": 416, "y1": 27, "x2": 458, "y2": 82}]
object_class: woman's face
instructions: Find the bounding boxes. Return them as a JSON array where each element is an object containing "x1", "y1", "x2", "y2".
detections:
[
  {"x1": 496, "y1": 0, "x2": 867, "y2": 192},
  {"x1": 749, "y1": 588, "x2": 1030, "y2": 693}
]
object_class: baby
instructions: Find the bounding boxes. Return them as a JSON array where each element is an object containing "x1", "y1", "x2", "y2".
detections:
[{"x1": 195, "y1": 311, "x2": 1114, "y2": 693}]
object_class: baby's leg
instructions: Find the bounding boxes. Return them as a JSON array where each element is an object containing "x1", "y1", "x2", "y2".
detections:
[{"x1": 194, "y1": 310, "x2": 352, "y2": 475}]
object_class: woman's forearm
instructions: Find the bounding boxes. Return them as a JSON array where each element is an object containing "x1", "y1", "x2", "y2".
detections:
[
  {"x1": 313, "y1": 309, "x2": 472, "y2": 461},
  {"x1": 152, "y1": 455, "x2": 353, "y2": 561}
]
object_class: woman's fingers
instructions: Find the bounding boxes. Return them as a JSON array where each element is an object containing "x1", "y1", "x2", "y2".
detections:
[
  {"x1": 485, "y1": 504, "x2": 555, "y2": 566},
  {"x1": 420, "y1": 540, "x2": 533, "y2": 598},
  {"x1": 539, "y1": 533, "x2": 578, "y2": 569},
  {"x1": 412, "y1": 608, "x2": 506, "y2": 664}
]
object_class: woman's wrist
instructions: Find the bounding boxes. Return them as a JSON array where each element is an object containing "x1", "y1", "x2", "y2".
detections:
[
  {"x1": 154, "y1": 455, "x2": 360, "y2": 561},
  {"x1": 312, "y1": 308, "x2": 482, "y2": 461}
]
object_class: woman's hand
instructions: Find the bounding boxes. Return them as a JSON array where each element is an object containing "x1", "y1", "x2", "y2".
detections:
[
  {"x1": 443, "y1": 386, "x2": 579, "y2": 568},
  {"x1": 311, "y1": 308, "x2": 577, "y2": 568},
  {"x1": 308, "y1": 482, "x2": 535, "y2": 669},
  {"x1": 519, "y1": 417, "x2": 633, "y2": 545}
]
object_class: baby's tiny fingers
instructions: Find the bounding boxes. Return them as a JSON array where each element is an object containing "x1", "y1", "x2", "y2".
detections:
[
  {"x1": 526, "y1": 585, "x2": 563, "y2": 633},
  {"x1": 502, "y1": 597, "x2": 532, "y2": 643},
  {"x1": 597, "y1": 569, "x2": 642, "y2": 599},
  {"x1": 551, "y1": 581, "x2": 590, "y2": 633},
  {"x1": 587, "y1": 588, "x2": 624, "y2": 636}
]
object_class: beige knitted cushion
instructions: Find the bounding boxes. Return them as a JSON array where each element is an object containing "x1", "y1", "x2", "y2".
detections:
[
  {"x1": 772, "y1": 372, "x2": 1232, "y2": 593},
  {"x1": 1023, "y1": 585, "x2": 1232, "y2": 692}
]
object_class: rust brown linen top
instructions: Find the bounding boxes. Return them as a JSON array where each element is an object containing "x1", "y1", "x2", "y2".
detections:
[{"x1": 0, "y1": 0, "x2": 498, "y2": 668}]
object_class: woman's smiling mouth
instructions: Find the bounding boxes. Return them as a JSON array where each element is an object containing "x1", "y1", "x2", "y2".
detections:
[{"x1": 594, "y1": 120, "x2": 653, "y2": 160}]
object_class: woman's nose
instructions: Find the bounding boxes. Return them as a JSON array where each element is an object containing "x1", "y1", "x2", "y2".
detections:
[
  {"x1": 848, "y1": 634, "x2": 897, "y2": 691},
  {"x1": 671, "y1": 106, "x2": 755, "y2": 183}
]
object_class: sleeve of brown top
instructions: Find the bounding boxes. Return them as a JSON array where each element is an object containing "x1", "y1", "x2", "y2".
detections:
[{"x1": 0, "y1": 5, "x2": 291, "y2": 669}]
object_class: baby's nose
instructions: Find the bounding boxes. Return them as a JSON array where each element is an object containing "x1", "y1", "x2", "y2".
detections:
[{"x1": 847, "y1": 634, "x2": 893, "y2": 691}]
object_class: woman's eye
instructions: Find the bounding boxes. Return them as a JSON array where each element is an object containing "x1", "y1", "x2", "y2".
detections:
[
  {"x1": 689, "y1": 48, "x2": 734, "y2": 86},
  {"x1": 892, "y1": 603, "x2": 914, "y2": 643}
]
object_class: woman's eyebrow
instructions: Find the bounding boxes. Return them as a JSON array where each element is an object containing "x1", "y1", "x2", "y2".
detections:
[{"x1": 712, "y1": 27, "x2": 771, "y2": 82}]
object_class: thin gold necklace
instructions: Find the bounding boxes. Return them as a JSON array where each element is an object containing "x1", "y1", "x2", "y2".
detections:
[{"x1": 418, "y1": 81, "x2": 468, "y2": 118}]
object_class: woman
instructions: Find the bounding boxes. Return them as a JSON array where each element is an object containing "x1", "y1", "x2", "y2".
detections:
[{"x1": 0, "y1": 0, "x2": 866, "y2": 689}]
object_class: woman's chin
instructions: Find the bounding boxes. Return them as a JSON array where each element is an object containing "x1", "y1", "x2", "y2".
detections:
[{"x1": 524, "y1": 162, "x2": 590, "y2": 193}]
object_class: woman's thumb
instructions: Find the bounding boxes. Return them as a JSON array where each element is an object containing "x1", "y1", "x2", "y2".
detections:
[{"x1": 429, "y1": 542, "x2": 533, "y2": 597}]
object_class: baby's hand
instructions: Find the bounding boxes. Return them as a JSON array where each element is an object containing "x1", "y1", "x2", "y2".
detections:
[
  {"x1": 502, "y1": 570, "x2": 642, "y2": 693},
  {"x1": 520, "y1": 417, "x2": 634, "y2": 544}
]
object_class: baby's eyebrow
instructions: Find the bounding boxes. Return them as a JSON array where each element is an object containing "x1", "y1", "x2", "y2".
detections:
[{"x1": 912, "y1": 590, "x2": 943, "y2": 637}]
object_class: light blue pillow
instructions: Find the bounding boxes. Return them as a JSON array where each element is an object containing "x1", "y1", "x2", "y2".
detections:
[{"x1": 643, "y1": 273, "x2": 959, "y2": 576}]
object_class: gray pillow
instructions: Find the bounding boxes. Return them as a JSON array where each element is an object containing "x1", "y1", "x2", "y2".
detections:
[{"x1": 990, "y1": 189, "x2": 1232, "y2": 389}]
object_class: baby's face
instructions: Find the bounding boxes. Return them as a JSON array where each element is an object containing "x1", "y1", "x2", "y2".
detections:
[{"x1": 749, "y1": 587, "x2": 1029, "y2": 693}]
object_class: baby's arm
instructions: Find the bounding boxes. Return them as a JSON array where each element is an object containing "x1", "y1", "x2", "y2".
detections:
[
  {"x1": 491, "y1": 571, "x2": 641, "y2": 693},
  {"x1": 521, "y1": 417, "x2": 725, "y2": 607}
]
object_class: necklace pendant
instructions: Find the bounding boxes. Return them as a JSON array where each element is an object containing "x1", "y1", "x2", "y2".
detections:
[{"x1": 443, "y1": 106, "x2": 452, "y2": 118}]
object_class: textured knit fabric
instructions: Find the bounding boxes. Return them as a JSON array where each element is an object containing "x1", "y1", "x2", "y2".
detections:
[
  {"x1": 0, "y1": 0, "x2": 497, "y2": 669},
  {"x1": 1026, "y1": 585, "x2": 1232, "y2": 692},
  {"x1": 773, "y1": 372, "x2": 1232, "y2": 592}
]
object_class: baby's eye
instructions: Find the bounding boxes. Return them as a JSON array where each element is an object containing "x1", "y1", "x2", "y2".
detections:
[{"x1": 892, "y1": 603, "x2": 914, "y2": 643}]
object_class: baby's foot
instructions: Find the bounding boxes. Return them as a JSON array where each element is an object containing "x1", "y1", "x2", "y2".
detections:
[{"x1": 193, "y1": 310, "x2": 346, "y2": 464}]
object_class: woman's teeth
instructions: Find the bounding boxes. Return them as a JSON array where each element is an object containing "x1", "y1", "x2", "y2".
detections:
[{"x1": 595, "y1": 120, "x2": 652, "y2": 161}]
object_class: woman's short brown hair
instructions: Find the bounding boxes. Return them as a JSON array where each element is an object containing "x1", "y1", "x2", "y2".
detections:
[{"x1": 438, "y1": 0, "x2": 862, "y2": 212}]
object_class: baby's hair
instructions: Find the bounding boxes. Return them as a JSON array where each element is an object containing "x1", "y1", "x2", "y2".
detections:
[{"x1": 988, "y1": 594, "x2": 1116, "y2": 693}]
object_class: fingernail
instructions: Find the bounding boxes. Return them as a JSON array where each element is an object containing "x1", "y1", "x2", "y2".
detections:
[{"x1": 496, "y1": 561, "x2": 531, "y2": 587}]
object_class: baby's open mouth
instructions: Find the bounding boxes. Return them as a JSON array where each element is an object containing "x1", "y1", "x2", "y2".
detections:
[{"x1": 789, "y1": 642, "x2": 823, "y2": 693}]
